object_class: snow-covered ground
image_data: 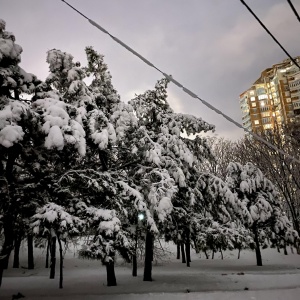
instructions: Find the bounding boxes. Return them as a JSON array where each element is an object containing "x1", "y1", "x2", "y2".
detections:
[{"x1": 1, "y1": 242, "x2": 300, "y2": 300}]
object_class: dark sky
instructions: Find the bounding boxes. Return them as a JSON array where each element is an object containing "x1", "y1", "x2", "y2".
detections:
[{"x1": 1, "y1": 0, "x2": 300, "y2": 140}]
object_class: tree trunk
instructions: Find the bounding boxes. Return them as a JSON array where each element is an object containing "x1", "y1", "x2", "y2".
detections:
[
  {"x1": 13, "y1": 237, "x2": 22, "y2": 268},
  {"x1": 253, "y1": 224, "x2": 262, "y2": 266},
  {"x1": 284, "y1": 245, "x2": 288, "y2": 255},
  {"x1": 238, "y1": 247, "x2": 241, "y2": 259},
  {"x1": 220, "y1": 249, "x2": 223, "y2": 260},
  {"x1": 132, "y1": 223, "x2": 138, "y2": 277},
  {"x1": 212, "y1": 250, "x2": 215, "y2": 259},
  {"x1": 45, "y1": 239, "x2": 50, "y2": 268},
  {"x1": 290, "y1": 246, "x2": 294, "y2": 254},
  {"x1": 106, "y1": 260, "x2": 117, "y2": 286},
  {"x1": 151, "y1": 235, "x2": 154, "y2": 262},
  {"x1": 143, "y1": 229, "x2": 153, "y2": 281},
  {"x1": 204, "y1": 250, "x2": 209, "y2": 259},
  {"x1": 0, "y1": 240, "x2": 13, "y2": 286},
  {"x1": 57, "y1": 237, "x2": 63, "y2": 289},
  {"x1": 0, "y1": 262, "x2": 4, "y2": 287},
  {"x1": 0, "y1": 221, "x2": 14, "y2": 286},
  {"x1": 3, "y1": 238, "x2": 11, "y2": 269},
  {"x1": 193, "y1": 239, "x2": 200, "y2": 254},
  {"x1": 180, "y1": 242, "x2": 186, "y2": 263},
  {"x1": 132, "y1": 254, "x2": 137, "y2": 277},
  {"x1": 176, "y1": 244, "x2": 180, "y2": 259},
  {"x1": 0, "y1": 145, "x2": 21, "y2": 286},
  {"x1": 50, "y1": 236, "x2": 56, "y2": 279},
  {"x1": 0, "y1": 226, "x2": 13, "y2": 286},
  {"x1": 185, "y1": 233, "x2": 191, "y2": 267},
  {"x1": 27, "y1": 234, "x2": 34, "y2": 270}
]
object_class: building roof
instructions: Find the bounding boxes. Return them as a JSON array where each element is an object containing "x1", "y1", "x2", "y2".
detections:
[{"x1": 253, "y1": 76, "x2": 263, "y2": 85}]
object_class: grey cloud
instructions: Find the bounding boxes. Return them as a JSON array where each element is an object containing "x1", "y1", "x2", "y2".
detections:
[{"x1": 1, "y1": 0, "x2": 299, "y2": 141}]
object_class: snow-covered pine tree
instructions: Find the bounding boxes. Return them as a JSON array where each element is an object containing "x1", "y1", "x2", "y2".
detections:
[
  {"x1": 20, "y1": 50, "x2": 90, "y2": 280},
  {"x1": 57, "y1": 168, "x2": 144, "y2": 286},
  {"x1": 71, "y1": 200, "x2": 132, "y2": 286},
  {"x1": 226, "y1": 162, "x2": 298, "y2": 266},
  {"x1": 42, "y1": 47, "x2": 143, "y2": 286},
  {"x1": 231, "y1": 221, "x2": 253, "y2": 259},
  {"x1": 127, "y1": 78, "x2": 251, "y2": 270},
  {"x1": 84, "y1": 46, "x2": 120, "y2": 115},
  {"x1": 31, "y1": 203, "x2": 84, "y2": 288},
  {"x1": 126, "y1": 78, "x2": 223, "y2": 276},
  {"x1": 0, "y1": 19, "x2": 44, "y2": 285},
  {"x1": 0, "y1": 35, "x2": 122, "y2": 286},
  {"x1": 189, "y1": 172, "x2": 250, "y2": 259}
]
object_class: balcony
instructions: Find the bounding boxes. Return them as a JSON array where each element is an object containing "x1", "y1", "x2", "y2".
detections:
[
  {"x1": 291, "y1": 90, "x2": 300, "y2": 97},
  {"x1": 242, "y1": 115, "x2": 251, "y2": 123},
  {"x1": 293, "y1": 101, "x2": 300, "y2": 109}
]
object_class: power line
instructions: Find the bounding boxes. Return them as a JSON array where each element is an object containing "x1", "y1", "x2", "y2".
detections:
[
  {"x1": 240, "y1": 0, "x2": 300, "y2": 69},
  {"x1": 287, "y1": 0, "x2": 300, "y2": 23},
  {"x1": 60, "y1": 0, "x2": 300, "y2": 164},
  {"x1": 61, "y1": 0, "x2": 89, "y2": 20}
]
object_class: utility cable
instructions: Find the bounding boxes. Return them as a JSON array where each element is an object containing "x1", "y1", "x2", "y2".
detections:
[
  {"x1": 60, "y1": 0, "x2": 300, "y2": 164},
  {"x1": 287, "y1": 0, "x2": 300, "y2": 23},
  {"x1": 240, "y1": 0, "x2": 300, "y2": 69}
]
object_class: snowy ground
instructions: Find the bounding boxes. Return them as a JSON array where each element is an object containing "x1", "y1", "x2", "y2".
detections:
[{"x1": 1, "y1": 242, "x2": 300, "y2": 300}]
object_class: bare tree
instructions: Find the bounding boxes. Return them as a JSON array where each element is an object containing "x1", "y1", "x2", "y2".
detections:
[
  {"x1": 230, "y1": 126, "x2": 300, "y2": 253},
  {"x1": 201, "y1": 136, "x2": 235, "y2": 180}
]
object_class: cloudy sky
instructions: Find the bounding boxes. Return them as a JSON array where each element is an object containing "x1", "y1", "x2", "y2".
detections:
[{"x1": 1, "y1": 0, "x2": 300, "y2": 140}]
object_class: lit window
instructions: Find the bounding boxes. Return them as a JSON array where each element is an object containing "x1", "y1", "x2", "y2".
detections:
[
  {"x1": 252, "y1": 103, "x2": 256, "y2": 107},
  {"x1": 260, "y1": 101, "x2": 265, "y2": 107},
  {"x1": 258, "y1": 94, "x2": 268, "y2": 100},
  {"x1": 261, "y1": 112, "x2": 270, "y2": 117},
  {"x1": 250, "y1": 97, "x2": 255, "y2": 101},
  {"x1": 286, "y1": 98, "x2": 291, "y2": 103},
  {"x1": 254, "y1": 120, "x2": 259, "y2": 125},
  {"x1": 263, "y1": 124, "x2": 272, "y2": 129},
  {"x1": 250, "y1": 90, "x2": 255, "y2": 95}
]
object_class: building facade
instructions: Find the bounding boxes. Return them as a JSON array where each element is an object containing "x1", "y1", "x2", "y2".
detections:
[{"x1": 240, "y1": 57, "x2": 300, "y2": 134}]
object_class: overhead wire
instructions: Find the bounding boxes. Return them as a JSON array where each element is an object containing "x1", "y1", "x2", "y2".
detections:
[
  {"x1": 287, "y1": 0, "x2": 300, "y2": 23},
  {"x1": 239, "y1": 0, "x2": 300, "y2": 69},
  {"x1": 60, "y1": 0, "x2": 300, "y2": 164}
]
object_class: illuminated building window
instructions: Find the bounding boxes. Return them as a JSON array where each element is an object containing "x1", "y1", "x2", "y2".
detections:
[
  {"x1": 261, "y1": 112, "x2": 270, "y2": 117},
  {"x1": 258, "y1": 94, "x2": 268, "y2": 100},
  {"x1": 263, "y1": 124, "x2": 272, "y2": 129}
]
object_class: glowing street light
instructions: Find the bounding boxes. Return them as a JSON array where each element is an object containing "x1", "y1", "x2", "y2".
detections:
[{"x1": 138, "y1": 213, "x2": 145, "y2": 221}]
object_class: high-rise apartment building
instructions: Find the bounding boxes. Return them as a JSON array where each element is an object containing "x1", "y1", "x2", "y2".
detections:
[{"x1": 240, "y1": 57, "x2": 300, "y2": 134}]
